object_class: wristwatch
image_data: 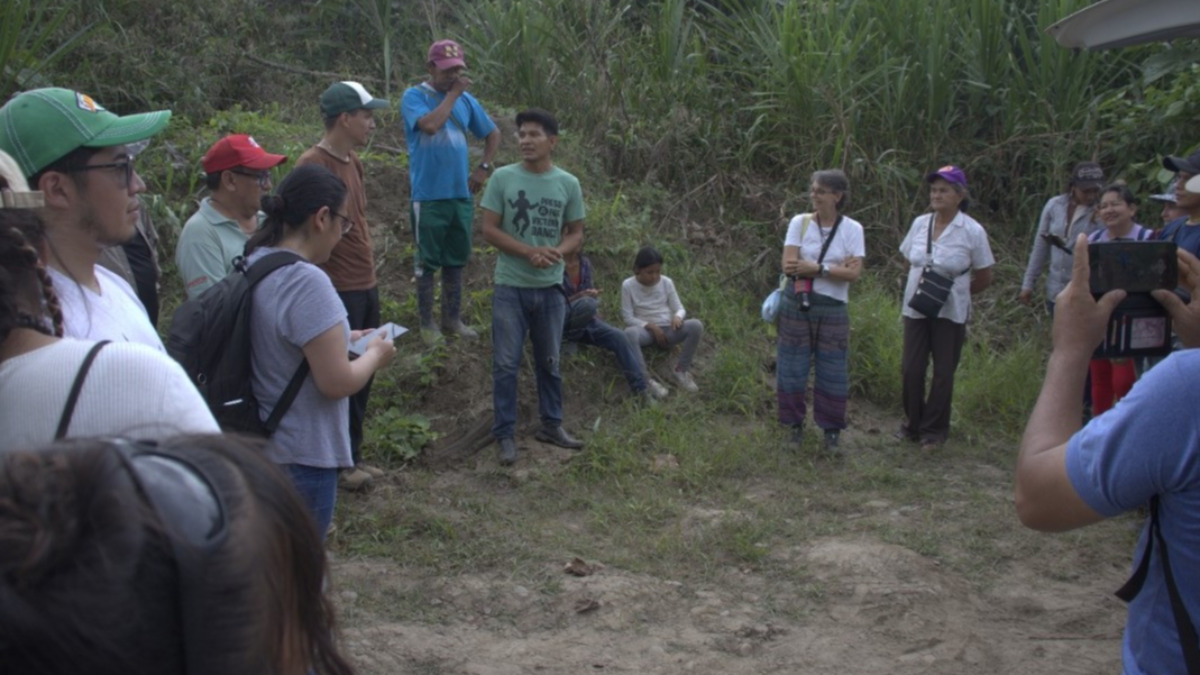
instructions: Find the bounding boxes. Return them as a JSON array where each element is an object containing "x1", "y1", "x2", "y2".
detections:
[
  {"x1": 819, "y1": 263, "x2": 830, "y2": 278},
  {"x1": 478, "y1": 162, "x2": 493, "y2": 172}
]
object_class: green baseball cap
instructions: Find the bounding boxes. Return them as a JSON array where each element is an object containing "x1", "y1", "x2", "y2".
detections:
[
  {"x1": 0, "y1": 88, "x2": 171, "y2": 179},
  {"x1": 319, "y1": 81, "x2": 390, "y2": 117}
]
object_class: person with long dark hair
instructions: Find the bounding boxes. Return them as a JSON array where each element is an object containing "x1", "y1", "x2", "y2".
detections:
[
  {"x1": 0, "y1": 435, "x2": 357, "y2": 674},
  {"x1": 243, "y1": 163, "x2": 396, "y2": 537},
  {"x1": 777, "y1": 169, "x2": 865, "y2": 454}
]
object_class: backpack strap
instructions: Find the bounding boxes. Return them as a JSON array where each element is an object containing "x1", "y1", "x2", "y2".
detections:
[
  {"x1": 1115, "y1": 496, "x2": 1200, "y2": 674},
  {"x1": 244, "y1": 251, "x2": 310, "y2": 435},
  {"x1": 263, "y1": 361, "x2": 310, "y2": 435},
  {"x1": 55, "y1": 341, "x2": 110, "y2": 439}
]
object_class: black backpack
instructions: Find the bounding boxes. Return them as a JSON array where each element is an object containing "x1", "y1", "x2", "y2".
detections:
[{"x1": 167, "y1": 251, "x2": 309, "y2": 436}]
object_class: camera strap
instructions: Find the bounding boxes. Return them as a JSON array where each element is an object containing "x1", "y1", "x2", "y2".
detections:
[{"x1": 1114, "y1": 496, "x2": 1200, "y2": 674}]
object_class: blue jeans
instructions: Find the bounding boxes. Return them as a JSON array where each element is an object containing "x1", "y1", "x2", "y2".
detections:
[
  {"x1": 491, "y1": 285, "x2": 567, "y2": 439},
  {"x1": 566, "y1": 318, "x2": 647, "y2": 393},
  {"x1": 282, "y1": 463, "x2": 338, "y2": 542}
]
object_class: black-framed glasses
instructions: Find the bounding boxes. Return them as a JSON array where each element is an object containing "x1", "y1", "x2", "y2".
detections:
[
  {"x1": 229, "y1": 168, "x2": 272, "y2": 189},
  {"x1": 63, "y1": 154, "x2": 136, "y2": 188},
  {"x1": 332, "y1": 211, "x2": 354, "y2": 234}
]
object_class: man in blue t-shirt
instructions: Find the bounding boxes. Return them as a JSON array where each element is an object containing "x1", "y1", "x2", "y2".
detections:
[
  {"x1": 400, "y1": 39, "x2": 500, "y2": 343},
  {"x1": 1016, "y1": 234, "x2": 1200, "y2": 675},
  {"x1": 480, "y1": 108, "x2": 585, "y2": 466},
  {"x1": 1158, "y1": 150, "x2": 1200, "y2": 260}
]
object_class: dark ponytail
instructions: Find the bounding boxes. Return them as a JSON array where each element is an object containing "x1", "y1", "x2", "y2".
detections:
[
  {"x1": 244, "y1": 164, "x2": 347, "y2": 256},
  {"x1": 0, "y1": 216, "x2": 64, "y2": 344}
]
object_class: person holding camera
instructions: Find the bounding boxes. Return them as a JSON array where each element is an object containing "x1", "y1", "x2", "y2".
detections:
[
  {"x1": 1087, "y1": 184, "x2": 1153, "y2": 415},
  {"x1": 1019, "y1": 161, "x2": 1105, "y2": 311},
  {"x1": 897, "y1": 166, "x2": 994, "y2": 451},
  {"x1": 777, "y1": 169, "x2": 864, "y2": 454},
  {"x1": 1016, "y1": 234, "x2": 1200, "y2": 675}
]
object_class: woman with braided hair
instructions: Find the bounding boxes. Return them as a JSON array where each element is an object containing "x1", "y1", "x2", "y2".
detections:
[{"x1": 0, "y1": 150, "x2": 217, "y2": 451}]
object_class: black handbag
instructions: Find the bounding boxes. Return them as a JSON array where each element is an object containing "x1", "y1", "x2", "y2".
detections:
[{"x1": 907, "y1": 214, "x2": 966, "y2": 319}]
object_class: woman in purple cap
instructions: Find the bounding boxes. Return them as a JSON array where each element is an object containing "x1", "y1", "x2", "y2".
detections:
[{"x1": 897, "y1": 166, "x2": 995, "y2": 450}]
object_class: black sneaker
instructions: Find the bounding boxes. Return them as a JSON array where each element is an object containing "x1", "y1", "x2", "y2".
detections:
[
  {"x1": 497, "y1": 438, "x2": 518, "y2": 466},
  {"x1": 786, "y1": 424, "x2": 805, "y2": 451},
  {"x1": 823, "y1": 430, "x2": 841, "y2": 456}
]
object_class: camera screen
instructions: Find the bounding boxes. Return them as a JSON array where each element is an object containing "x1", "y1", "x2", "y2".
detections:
[{"x1": 1088, "y1": 241, "x2": 1177, "y2": 295}]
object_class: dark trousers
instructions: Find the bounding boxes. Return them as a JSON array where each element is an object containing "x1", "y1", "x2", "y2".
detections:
[
  {"x1": 338, "y1": 287, "x2": 381, "y2": 465},
  {"x1": 901, "y1": 317, "x2": 966, "y2": 443}
]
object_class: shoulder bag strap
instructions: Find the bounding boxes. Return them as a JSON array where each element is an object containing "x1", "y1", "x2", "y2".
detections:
[
  {"x1": 815, "y1": 214, "x2": 843, "y2": 265},
  {"x1": 55, "y1": 341, "x2": 110, "y2": 439},
  {"x1": 1115, "y1": 496, "x2": 1200, "y2": 674}
]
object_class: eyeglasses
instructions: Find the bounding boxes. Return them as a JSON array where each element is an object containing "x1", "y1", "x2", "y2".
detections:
[
  {"x1": 63, "y1": 154, "x2": 136, "y2": 188},
  {"x1": 332, "y1": 211, "x2": 354, "y2": 234},
  {"x1": 229, "y1": 168, "x2": 272, "y2": 189}
]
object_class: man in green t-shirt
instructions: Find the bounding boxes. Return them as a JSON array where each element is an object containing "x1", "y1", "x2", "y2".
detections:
[{"x1": 480, "y1": 109, "x2": 586, "y2": 466}]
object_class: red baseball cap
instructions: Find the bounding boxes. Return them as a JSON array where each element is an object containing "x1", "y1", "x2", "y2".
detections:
[
  {"x1": 428, "y1": 39, "x2": 467, "y2": 69},
  {"x1": 201, "y1": 134, "x2": 287, "y2": 173}
]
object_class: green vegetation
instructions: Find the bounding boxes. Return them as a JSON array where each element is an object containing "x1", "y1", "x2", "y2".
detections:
[{"x1": 11, "y1": 0, "x2": 1155, "y2": 624}]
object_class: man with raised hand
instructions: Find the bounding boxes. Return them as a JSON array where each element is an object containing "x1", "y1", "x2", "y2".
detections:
[
  {"x1": 176, "y1": 134, "x2": 287, "y2": 299},
  {"x1": 0, "y1": 88, "x2": 169, "y2": 350},
  {"x1": 297, "y1": 81, "x2": 390, "y2": 492},
  {"x1": 402, "y1": 38, "x2": 500, "y2": 343},
  {"x1": 1016, "y1": 233, "x2": 1200, "y2": 675},
  {"x1": 481, "y1": 108, "x2": 585, "y2": 467}
]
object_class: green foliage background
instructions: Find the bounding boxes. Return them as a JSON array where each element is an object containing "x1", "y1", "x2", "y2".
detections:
[{"x1": 6, "y1": 0, "x2": 1199, "y2": 444}]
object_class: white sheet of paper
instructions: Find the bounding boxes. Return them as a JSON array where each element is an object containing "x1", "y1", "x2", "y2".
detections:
[{"x1": 349, "y1": 322, "x2": 407, "y2": 356}]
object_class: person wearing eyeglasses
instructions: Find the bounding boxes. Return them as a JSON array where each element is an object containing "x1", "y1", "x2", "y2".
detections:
[
  {"x1": 176, "y1": 134, "x2": 287, "y2": 300},
  {"x1": 296, "y1": 81, "x2": 391, "y2": 492},
  {"x1": 242, "y1": 164, "x2": 396, "y2": 535},
  {"x1": 0, "y1": 88, "x2": 170, "y2": 350}
]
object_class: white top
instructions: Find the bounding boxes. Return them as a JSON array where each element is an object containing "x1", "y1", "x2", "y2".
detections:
[
  {"x1": 620, "y1": 275, "x2": 686, "y2": 329},
  {"x1": 0, "y1": 339, "x2": 219, "y2": 452},
  {"x1": 49, "y1": 265, "x2": 165, "y2": 351},
  {"x1": 899, "y1": 211, "x2": 995, "y2": 324},
  {"x1": 784, "y1": 212, "x2": 867, "y2": 303}
]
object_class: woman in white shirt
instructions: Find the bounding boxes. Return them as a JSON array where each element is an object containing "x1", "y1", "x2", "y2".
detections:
[
  {"x1": 897, "y1": 166, "x2": 994, "y2": 450},
  {"x1": 777, "y1": 170, "x2": 865, "y2": 454}
]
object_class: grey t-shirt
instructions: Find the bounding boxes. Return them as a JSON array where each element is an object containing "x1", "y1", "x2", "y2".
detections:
[{"x1": 247, "y1": 247, "x2": 350, "y2": 468}]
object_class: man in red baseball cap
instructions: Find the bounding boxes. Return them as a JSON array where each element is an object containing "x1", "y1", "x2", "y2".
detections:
[
  {"x1": 175, "y1": 134, "x2": 287, "y2": 299},
  {"x1": 402, "y1": 39, "x2": 500, "y2": 343}
]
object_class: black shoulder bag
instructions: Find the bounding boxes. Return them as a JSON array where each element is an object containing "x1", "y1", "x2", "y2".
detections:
[{"x1": 907, "y1": 214, "x2": 967, "y2": 319}]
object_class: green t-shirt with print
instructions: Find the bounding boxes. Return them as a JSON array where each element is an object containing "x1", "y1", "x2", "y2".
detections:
[{"x1": 481, "y1": 164, "x2": 586, "y2": 288}]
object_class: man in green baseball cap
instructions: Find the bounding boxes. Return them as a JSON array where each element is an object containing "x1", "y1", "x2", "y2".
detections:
[{"x1": 0, "y1": 87, "x2": 171, "y2": 349}]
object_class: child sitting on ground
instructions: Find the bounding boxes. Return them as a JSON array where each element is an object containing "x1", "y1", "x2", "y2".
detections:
[
  {"x1": 620, "y1": 245, "x2": 704, "y2": 392},
  {"x1": 562, "y1": 249, "x2": 668, "y2": 400}
]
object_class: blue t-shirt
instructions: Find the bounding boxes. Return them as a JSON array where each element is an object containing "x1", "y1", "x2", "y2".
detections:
[
  {"x1": 1160, "y1": 217, "x2": 1200, "y2": 258},
  {"x1": 1066, "y1": 349, "x2": 1200, "y2": 675},
  {"x1": 401, "y1": 83, "x2": 496, "y2": 201}
]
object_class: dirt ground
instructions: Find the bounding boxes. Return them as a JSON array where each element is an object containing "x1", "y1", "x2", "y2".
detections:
[
  {"x1": 333, "y1": 131, "x2": 1133, "y2": 675},
  {"x1": 332, "y1": 533, "x2": 1126, "y2": 675}
]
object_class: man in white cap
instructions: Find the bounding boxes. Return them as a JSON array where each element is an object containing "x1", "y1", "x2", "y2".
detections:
[
  {"x1": 0, "y1": 88, "x2": 170, "y2": 349},
  {"x1": 297, "y1": 81, "x2": 390, "y2": 491},
  {"x1": 176, "y1": 134, "x2": 287, "y2": 299},
  {"x1": 401, "y1": 39, "x2": 500, "y2": 343}
]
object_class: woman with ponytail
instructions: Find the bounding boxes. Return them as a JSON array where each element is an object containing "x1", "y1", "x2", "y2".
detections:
[
  {"x1": 243, "y1": 164, "x2": 396, "y2": 539},
  {"x1": 0, "y1": 151, "x2": 218, "y2": 450}
]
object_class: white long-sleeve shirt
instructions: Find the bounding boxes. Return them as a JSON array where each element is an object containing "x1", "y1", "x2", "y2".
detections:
[{"x1": 620, "y1": 275, "x2": 686, "y2": 328}]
